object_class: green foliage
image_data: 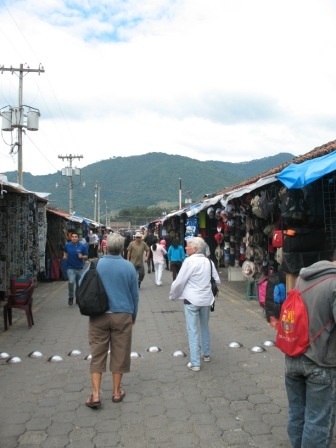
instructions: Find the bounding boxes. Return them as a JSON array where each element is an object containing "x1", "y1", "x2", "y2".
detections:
[{"x1": 4, "y1": 152, "x2": 294, "y2": 219}]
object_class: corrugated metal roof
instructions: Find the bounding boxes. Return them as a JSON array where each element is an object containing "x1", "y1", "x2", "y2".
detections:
[
  {"x1": 46, "y1": 206, "x2": 71, "y2": 218},
  {"x1": 0, "y1": 176, "x2": 49, "y2": 201}
]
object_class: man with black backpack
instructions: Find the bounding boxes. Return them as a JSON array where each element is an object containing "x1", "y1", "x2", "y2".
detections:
[
  {"x1": 283, "y1": 250, "x2": 336, "y2": 448},
  {"x1": 85, "y1": 233, "x2": 139, "y2": 409}
]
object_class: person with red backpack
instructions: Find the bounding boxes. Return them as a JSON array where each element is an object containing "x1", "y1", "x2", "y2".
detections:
[{"x1": 282, "y1": 250, "x2": 336, "y2": 448}]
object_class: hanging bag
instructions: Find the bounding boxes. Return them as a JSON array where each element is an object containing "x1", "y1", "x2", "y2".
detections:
[
  {"x1": 209, "y1": 259, "x2": 219, "y2": 312},
  {"x1": 272, "y1": 230, "x2": 283, "y2": 248}
]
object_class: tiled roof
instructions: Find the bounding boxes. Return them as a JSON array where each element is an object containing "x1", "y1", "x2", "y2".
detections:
[{"x1": 218, "y1": 139, "x2": 336, "y2": 195}]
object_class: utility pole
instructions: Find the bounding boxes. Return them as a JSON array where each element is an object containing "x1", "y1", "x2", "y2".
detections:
[
  {"x1": 58, "y1": 154, "x2": 83, "y2": 213},
  {"x1": 179, "y1": 178, "x2": 182, "y2": 209},
  {"x1": 93, "y1": 181, "x2": 102, "y2": 222},
  {"x1": 0, "y1": 64, "x2": 45, "y2": 185}
]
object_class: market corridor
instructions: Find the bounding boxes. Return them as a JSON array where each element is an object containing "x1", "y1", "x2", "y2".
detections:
[{"x1": 1, "y1": 268, "x2": 295, "y2": 448}]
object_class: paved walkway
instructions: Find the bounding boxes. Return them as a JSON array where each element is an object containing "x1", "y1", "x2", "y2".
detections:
[{"x1": 0, "y1": 266, "x2": 314, "y2": 447}]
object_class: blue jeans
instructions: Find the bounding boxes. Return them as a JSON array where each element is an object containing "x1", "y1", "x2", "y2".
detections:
[
  {"x1": 67, "y1": 268, "x2": 82, "y2": 299},
  {"x1": 285, "y1": 355, "x2": 336, "y2": 448},
  {"x1": 134, "y1": 265, "x2": 145, "y2": 283},
  {"x1": 184, "y1": 304, "x2": 211, "y2": 367}
]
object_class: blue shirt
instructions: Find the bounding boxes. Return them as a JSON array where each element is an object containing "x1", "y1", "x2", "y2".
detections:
[
  {"x1": 96, "y1": 255, "x2": 139, "y2": 321},
  {"x1": 64, "y1": 241, "x2": 88, "y2": 270},
  {"x1": 167, "y1": 245, "x2": 186, "y2": 262}
]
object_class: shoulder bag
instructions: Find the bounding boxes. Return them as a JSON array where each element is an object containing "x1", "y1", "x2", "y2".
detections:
[{"x1": 209, "y1": 259, "x2": 219, "y2": 312}]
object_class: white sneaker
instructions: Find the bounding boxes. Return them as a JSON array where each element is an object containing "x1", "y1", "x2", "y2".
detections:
[
  {"x1": 187, "y1": 362, "x2": 200, "y2": 372},
  {"x1": 203, "y1": 356, "x2": 210, "y2": 362}
]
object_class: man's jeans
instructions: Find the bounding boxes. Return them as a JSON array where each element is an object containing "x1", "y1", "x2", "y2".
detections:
[
  {"x1": 67, "y1": 268, "x2": 82, "y2": 300},
  {"x1": 134, "y1": 265, "x2": 145, "y2": 283},
  {"x1": 285, "y1": 354, "x2": 336, "y2": 448},
  {"x1": 184, "y1": 304, "x2": 210, "y2": 367}
]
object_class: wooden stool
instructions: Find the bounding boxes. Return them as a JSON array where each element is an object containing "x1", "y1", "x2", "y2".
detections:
[{"x1": 246, "y1": 279, "x2": 257, "y2": 301}]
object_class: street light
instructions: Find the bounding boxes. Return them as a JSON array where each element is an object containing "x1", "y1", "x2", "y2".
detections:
[{"x1": 185, "y1": 190, "x2": 193, "y2": 204}]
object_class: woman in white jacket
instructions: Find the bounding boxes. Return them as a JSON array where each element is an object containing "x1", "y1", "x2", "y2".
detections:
[
  {"x1": 169, "y1": 237, "x2": 220, "y2": 371},
  {"x1": 151, "y1": 237, "x2": 167, "y2": 286}
]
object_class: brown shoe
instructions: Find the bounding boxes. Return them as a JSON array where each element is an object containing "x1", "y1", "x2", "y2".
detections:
[{"x1": 112, "y1": 390, "x2": 125, "y2": 403}]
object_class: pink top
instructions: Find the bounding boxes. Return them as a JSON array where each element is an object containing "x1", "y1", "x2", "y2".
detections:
[{"x1": 151, "y1": 243, "x2": 167, "y2": 263}]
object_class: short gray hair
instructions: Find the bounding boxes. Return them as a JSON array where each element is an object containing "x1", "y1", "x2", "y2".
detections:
[
  {"x1": 106, "y1": 233, "x2": 124, "y2": 255},
  {"x1": 187, "y1": 237, "x2": 205, "y2": 254}
]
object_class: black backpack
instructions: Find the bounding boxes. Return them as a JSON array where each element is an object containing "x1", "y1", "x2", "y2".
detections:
[{"x1": 77, "y1": 260, "x2": 109, "y2": 317}]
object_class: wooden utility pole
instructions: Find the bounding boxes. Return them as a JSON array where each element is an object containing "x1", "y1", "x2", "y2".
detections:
[
  {"x1": 58, "y1": 154, "x2": 83, "y2": 214},
  {"x1": 0, "y1": 64, "x2": 45, "y2": 185}
]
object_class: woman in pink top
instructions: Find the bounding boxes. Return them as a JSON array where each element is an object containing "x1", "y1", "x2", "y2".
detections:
[
  {"x1": 101, "y1": 234, "x2": 107, "y2": 255},
  {"x1": 160, "y1": 239, "x2": 169, "y2": 270},
  {"x1": 151, "y1": 237, "x2": 167, "y2": 286}
]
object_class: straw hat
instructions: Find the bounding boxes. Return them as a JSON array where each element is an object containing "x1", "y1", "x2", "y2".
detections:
[{"x1": 241, "y1": 260, "x2": 256, "y2": 279}]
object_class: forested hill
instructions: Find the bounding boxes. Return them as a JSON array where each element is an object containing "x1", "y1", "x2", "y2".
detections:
[
  {"x1": 4, "y1": 152, "x2": 295, "y2": 217},
  {"x1": 206, "y1": 154, "x2": 294, "y2": 178}
]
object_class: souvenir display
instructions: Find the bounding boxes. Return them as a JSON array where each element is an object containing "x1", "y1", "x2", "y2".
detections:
[{"x1": 0, "y1": 193, "x2": 47, "y2": 291}]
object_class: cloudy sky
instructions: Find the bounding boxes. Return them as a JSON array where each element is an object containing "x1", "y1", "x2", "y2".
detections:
[{"x1": 0, "y1": 0, "x2": 336, "y2": 177}]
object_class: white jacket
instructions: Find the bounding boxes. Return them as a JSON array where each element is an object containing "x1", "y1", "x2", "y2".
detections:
[{"x1": 169, "y1": 253, "x2": 220, "y2": 306}]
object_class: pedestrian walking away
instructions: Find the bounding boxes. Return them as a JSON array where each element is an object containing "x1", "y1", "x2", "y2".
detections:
[
  {"x1": 100, "y1": 234, "x2": 107, "y2": 255},
  {"x1": 63, "y1": 231, "x2": 88, "y2": 306},
  {"x1": 169, "y1": 236, "x2": 220, "y2": 371},
  {"x1": 151, "y1": 237, "x2": 167, "y2": 286},
  {"x1": 283, "y1": 250, "x2": 336, "y2": 448},
  {"x1": 167, "y1": 237, "x2": 186, "y2": 281},
  {"x1": 87, "y1": 229, "x2": 99, "y2": 259},
  {"x1": 127, "y1": 232, "x2": 150, "y2": 288},
  {"x1": 85, "y1": 233, "x2": 139, "y2": 409},
  {"x1": 160, "y1": 238, "x2": 169, "y2": 270},
  {"x1": 144, "y1": 229, "x2": 156, "y2": 273}
]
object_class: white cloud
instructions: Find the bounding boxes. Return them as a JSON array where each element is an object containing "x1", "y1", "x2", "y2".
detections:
[{"x1": 0, "y1": 0, "x2": 336, "y2": 177}]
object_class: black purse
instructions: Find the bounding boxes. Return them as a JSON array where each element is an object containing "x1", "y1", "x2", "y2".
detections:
[{"x1": 210, "y1": 259, "x2": 218, "y2": 312}]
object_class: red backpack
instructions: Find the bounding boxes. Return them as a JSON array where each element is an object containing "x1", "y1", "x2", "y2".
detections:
[{"x1": 276, "y1": 276, "x2": 335, "y2": 357}]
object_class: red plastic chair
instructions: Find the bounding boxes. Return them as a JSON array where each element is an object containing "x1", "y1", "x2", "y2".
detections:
[{"x1": 3, "y1": 277, "x2": 35, "y2": 330}]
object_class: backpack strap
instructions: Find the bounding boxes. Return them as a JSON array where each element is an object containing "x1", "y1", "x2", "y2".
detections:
[
  {"x1": 299, "y1": 275, "x2": 336, "y2": 294},
  {"x1": 297, "y1": 275, "x2": 336, "y2": 345}
]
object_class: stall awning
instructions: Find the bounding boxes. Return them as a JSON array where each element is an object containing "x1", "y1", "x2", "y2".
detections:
[
  {"x1": 186, "y1": 195, "x2": 224, "y2": 217},
  {"x1": 277, "y1": 151, "x2": 336, "y2": 189},
  {"x1": 221, "y1": 175, "x2": 278, "y2": 206}
]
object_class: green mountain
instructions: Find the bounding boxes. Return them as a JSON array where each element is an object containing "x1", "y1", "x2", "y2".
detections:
[
  {"x1": 4, "y1": 152, "x2": 294, "y2": 218},
  {"x1": 206, "y1": 153, "x2": 295, "y2": 178}
]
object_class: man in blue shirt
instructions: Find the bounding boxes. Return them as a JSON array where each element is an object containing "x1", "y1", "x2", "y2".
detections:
[
  {"x1": 63, "y1": 232, "x2": 88, "y2": 306},
  {"x1": 85, "y1": 233, "x2": 139, "y2": 409}
]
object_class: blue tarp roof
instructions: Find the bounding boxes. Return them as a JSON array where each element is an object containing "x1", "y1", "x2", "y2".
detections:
[{"x1": 277, "y1": 151, "x2": 336, "y2": 189}]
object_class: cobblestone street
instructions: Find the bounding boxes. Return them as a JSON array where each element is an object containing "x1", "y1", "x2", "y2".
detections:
[{"x1": 0, "y1": 268, "x2": 303, "y2": 447}]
